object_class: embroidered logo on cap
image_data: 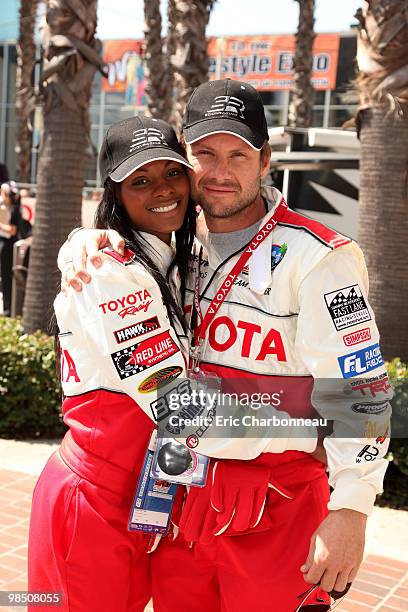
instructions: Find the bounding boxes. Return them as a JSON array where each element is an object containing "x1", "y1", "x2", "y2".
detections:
[
  {"x1": 130, "y1": 128, "x2": 168, "y2": 153},
  {"x1": 204, "y1": 95, "x2": 245, "y2": 119}
]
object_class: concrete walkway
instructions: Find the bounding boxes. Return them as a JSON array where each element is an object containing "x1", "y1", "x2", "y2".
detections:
[{"x1": 1, "y1": 437, "x2": 407, "y2": 611}]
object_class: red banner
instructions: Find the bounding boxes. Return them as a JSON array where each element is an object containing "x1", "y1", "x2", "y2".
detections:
[
  {"x1": 207, "y1": 34, "x2": 340, "y2": 90},
  {"x1": 101, "y1": 34, "x2": 340, "y2": 94}
]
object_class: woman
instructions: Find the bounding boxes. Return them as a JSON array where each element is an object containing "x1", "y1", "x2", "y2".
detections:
[
  {"x1": 28, "y1": 115, "x2": 195, "y2": 612},
  {"x1": 0, "y1": 181, "x2": 21, "y2": 316}
]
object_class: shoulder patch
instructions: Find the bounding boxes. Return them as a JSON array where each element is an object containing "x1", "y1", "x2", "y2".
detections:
[
  {"x1": 102, "y1": 247, "x2": 136, "y2": 265},
  {"x1": 279, "y1": 209, "x2": 351, "y2": 249}
]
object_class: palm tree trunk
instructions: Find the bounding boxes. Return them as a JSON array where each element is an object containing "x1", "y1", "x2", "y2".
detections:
[
  {"x1": 23, "y1": 0, "x2": 105, "y2": 333},
  {"x1": 170, "y1": 0, "x2": 215, "y2": 132},
  {"x1": 358, "y1": 108, "x2": 408, "y2": 359},
  {"x1": 165, "y1": 0, "x2": 177, "y2": 126},
  {"x1": 143, "y1": 0, "x2": 172, "y2": 121},
  {"x1": 355, "y1": 0, "x2": 408, "y2": 360},
  {"x1": 288, "y1": 0, "x2": 316, "y2": 128},
  {"x1": 15, "y1": 0, "x2": 39, "y2": 183}
]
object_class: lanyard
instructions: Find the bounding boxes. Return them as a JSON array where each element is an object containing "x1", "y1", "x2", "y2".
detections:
[
  {"x1": 193, "y1": 245, "x2": 204, "y2": 332},
  {"x1": 191, "y1": 197, "x2": 288, "y2": 366}
]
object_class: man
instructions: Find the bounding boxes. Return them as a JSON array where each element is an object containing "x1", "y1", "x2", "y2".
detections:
[{"x1": 60, "y1": 79, "x2": 391, "y2": 611}]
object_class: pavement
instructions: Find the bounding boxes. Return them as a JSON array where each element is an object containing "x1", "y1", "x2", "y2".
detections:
[{"x1": 0, "y1": 438, "x2": 407, "y2": 612}]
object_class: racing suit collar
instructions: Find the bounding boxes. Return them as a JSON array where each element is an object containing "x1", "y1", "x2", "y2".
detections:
[
  {"x1": 133, "y1": 230, "x2": 175, "y2": 275},
  {"x1": 248, "y1": 186, "x2": 284, "y2": 294},
  {"x1": 196, "y1": 187, "x2": 285, "y2": 293}
]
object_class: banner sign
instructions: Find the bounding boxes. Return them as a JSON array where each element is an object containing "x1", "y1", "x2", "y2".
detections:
[
  {"x1": 102, "y1": 34, "x2": 340, "y2": 95},
  {"x1": 102, "y1": 40, "x2": 146, "y2": 104},
  {"x1": 207, "y1": 34, "x2": 340, "y2": 90}
]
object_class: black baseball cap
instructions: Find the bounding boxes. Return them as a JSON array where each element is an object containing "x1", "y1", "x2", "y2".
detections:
[
  {"x1": 99, "y1": 115, "x2": 192, "y2": 185},
  {"x1": 182, "y1": 79, "x2": 269, "y2": 150}
]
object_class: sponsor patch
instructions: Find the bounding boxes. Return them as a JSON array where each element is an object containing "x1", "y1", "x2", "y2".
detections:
[
  {"x1": 356, "y1": 445, "x2": 380, "y2": 463},
  {"x1": 352, "y1": 401, "x2": 390, "y2": 415},
  {"x1": 343, "y1": 327, "x2": 371, "y2": 347},
  {"x1": 271, "y1": 243, "x2": 287, "y2": 269},
  {"x1": 348, "y1": 373, "x2": 391, "y2": 398},
  {"x1": 111, "y1": 331, "x2": 179, "y2": 380},
  {"x1": 324, "y1": 284, "x2": 371, "y2": 331},
  {"x1": 113, "y1": 316, "x2": 160, "y2": 344},
  {"x1": 99, "y1": 289, "x2": 153, "y2": 319},
  {"x1": 138, "y1": 366, "x2": 183, "y2": 394},
  {"x1": 338, "y1": 343, "x2": 384, "y2": 379},
  {"x1": 239, "y1": 244, "x2": 287, "y2": 276}
]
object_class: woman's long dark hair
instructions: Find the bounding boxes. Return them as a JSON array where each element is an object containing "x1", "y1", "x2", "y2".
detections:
[
  {"x1": 95, "y1": 177, "x2": 196, "y2": 334},
  {"x1": 8, "y1": 190, "x2": 21, "y2": 209}
]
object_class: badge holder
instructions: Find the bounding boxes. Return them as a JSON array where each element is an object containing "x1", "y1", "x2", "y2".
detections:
[
  {"x1": 150, "y1": 340, "x2": 217, "y2": 487},
  {"x1": 128, "y1": 431, "x2": 178, "y2": 535},
  {"x1": 151, "y1": 437, "x2": 209, "y2": 487}
]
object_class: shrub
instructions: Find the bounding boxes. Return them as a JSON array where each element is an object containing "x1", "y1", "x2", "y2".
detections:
[
  {"x1": 0, "y1": 316, "x2": 65, "y2": 438},
  {"x1": 378, "y1": 358, "x2": 408, "y2": 509}
]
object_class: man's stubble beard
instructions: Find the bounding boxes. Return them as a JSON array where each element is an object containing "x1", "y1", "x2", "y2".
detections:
[{"x1": 190, "y1": 173, "x2": 262, "y2": 219}]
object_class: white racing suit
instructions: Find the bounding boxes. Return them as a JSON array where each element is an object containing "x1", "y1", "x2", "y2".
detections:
[
  {"x1": 181, "y1": 186, "x2": 391, "y2": 516},
  {"x1": 155, "y1": 187, "x2": 391, "y2": 611}
]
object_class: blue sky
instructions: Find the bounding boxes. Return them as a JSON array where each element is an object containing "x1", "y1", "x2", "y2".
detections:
[
  {"x1": 0, "y1": 0, "x2": 19, "y2": 40},
  {"x1": 96, "y1": 0, "x2": 363, "y2": 39}
]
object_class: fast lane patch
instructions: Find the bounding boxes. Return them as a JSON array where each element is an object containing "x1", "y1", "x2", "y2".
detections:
[
  {"x1": 324, "y1": 284, "x2": 371, "y2": 331},
  {"x1": 111, "y1": 331, "x2": 180, "y2": 380}
]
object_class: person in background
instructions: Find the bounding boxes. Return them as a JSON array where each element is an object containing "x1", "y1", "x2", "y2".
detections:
[
  {"x1": 0, "y1": 162, "x2": 9, "y2": 184},
  {"x1": 0, "y1": 181, "x2": 21, "y2": 316}
]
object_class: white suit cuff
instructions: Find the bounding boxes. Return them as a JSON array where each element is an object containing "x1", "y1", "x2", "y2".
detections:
[{"x1": 328, "y1": 478, "x2": 377, "y2": 516}]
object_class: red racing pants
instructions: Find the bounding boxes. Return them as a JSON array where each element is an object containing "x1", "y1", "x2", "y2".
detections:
[
  {"x1": 28, "y1": 432, "x2": 153, "y2": 612},
  {"x1": 150, "y1": 454, "x2": 331, "y2": 612},
  {"x1": 29, "y1": 435, "x2": 330, "y2": 612}
]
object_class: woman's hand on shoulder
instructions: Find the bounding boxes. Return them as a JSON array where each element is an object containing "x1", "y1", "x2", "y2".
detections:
[{"x1": 59, "y1": 228, "x2": 125, "y2": 293}]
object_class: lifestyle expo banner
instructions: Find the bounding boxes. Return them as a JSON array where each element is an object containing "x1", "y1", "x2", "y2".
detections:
[{"x1": 102, "y1": 33, "x2": 340, "y2": 95}]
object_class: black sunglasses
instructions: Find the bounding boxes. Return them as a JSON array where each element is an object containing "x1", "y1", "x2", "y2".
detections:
[{"x1": 295, "y1": 582, "x2": 352, "y2": 611}]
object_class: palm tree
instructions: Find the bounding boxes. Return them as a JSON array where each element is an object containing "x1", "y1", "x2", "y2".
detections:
[
  {"x1": 165, "y1": 0, "x2": 177, "y2": 126},
  {"x1": 15, "y1": 0, "x2": 40, "y2": 183},
  {"x1": 288, "y1": 0, "x2": 316, "y2": 127},
  {"x1": 23, "y1": 0, "x2": 106, "y2": 333},
  {"x1": 143, "y1": 0, "x2": 172, "y2": 121},
  {"x1": 355, "y1": 0, "x2": 408, "y2": 360},
  {"x1": 170, "y1": 0, "x2": 215, "y2": 131}
]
